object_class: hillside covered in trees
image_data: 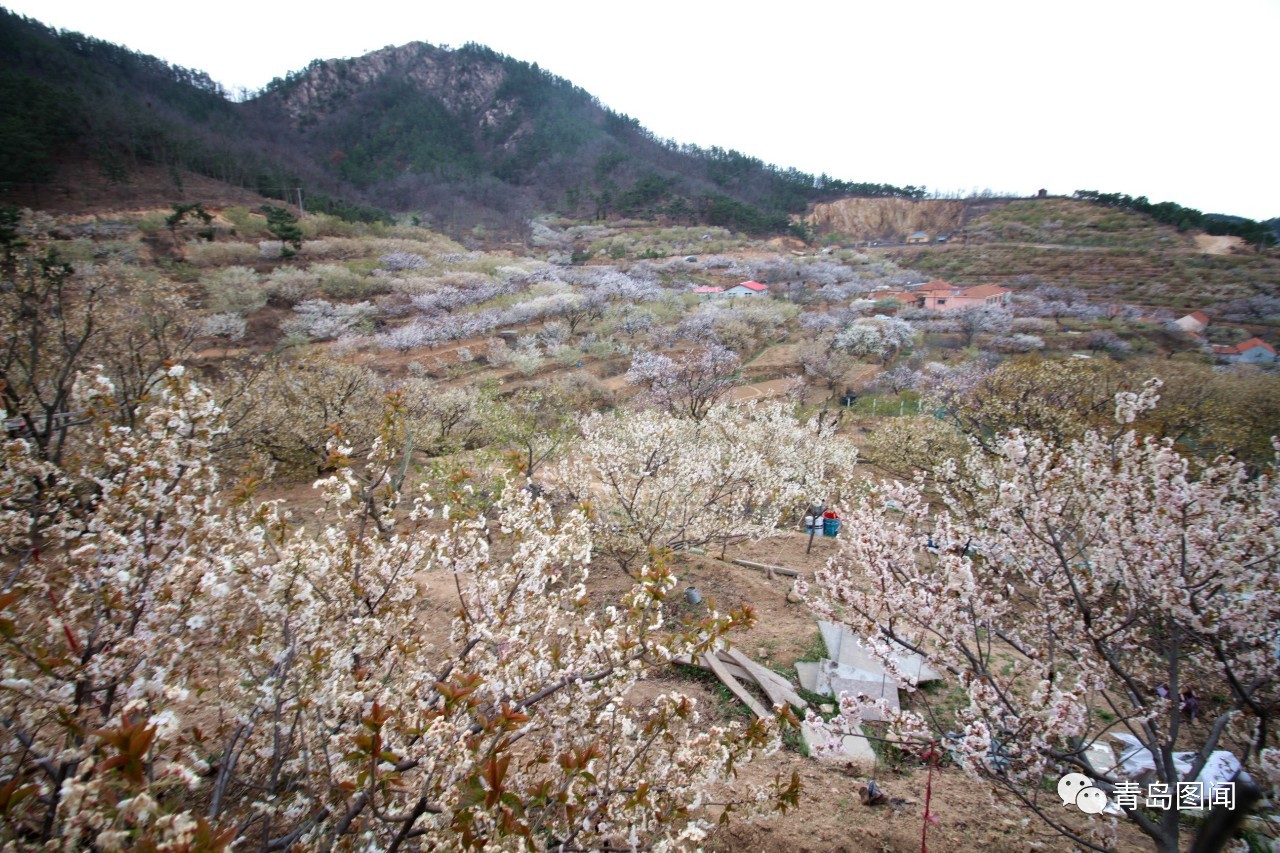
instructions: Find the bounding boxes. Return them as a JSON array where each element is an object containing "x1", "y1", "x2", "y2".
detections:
[
  {"x1": 0, "y1": 10, "x2": 926, "y2": 235},
  {"x1": 2, "y1": 8, "x2": 1275, "y2": 248}
]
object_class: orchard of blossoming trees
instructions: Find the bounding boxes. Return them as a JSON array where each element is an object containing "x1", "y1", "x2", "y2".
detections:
[
  {"x1": 4, "y1": 196, "x2": 1280, "y2": 852},
  {"x1": 803, "y1": 381, "x2": 1280, "y2": 853},
  {"x1": 0, "y1": 367, "x2": 804, "y2": 849},
  {"x1": 565, "y1": 402, "x2": 860, "y2": 573}
]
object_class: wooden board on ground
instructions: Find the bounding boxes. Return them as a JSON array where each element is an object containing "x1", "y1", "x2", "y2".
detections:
[
  {"x1": 702, "y1": 652, "x2": 771, "y2": 719},
  {"x1": 724, "y1": 648, "x2": 808, "y2": 712},
  {"x1": 731, "y1": 558, "x2": 799, "y2": 578},
  {"x1": 672, "y1": 654, "x2": 753, "y2": 683}
]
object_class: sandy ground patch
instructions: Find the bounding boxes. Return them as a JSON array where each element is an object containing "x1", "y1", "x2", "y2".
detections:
[
  {"x1": 746, "y1": 343, "x2": 804, "y2": 371},
  {"x1": 1194, "y1": 234, "x2": 1244, "y2": 254},
  {"x1": 730, "y1": 377, "x2": 798, "y2": 403}
]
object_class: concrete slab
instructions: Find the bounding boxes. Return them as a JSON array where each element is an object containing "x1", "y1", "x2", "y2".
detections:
[
  {"x1": 818, "y1": 620, "x2": 843, "y2": 660},
  {"x1": 815, "y1": 659, "x2": 896, "y2": 697},
  {"x1": 1084, "y1": 741, "x2": 1117, "y2": 776},
  {"x1": 882, "y1": 646, "x2": 943, "y2": 683},
  {"x1": 801, "y1": 720, "x2": 877, "y2": 767},
  {"x1": 840, "y1": 629, "x2": 944, "y2": 684},
  {"x1": 795, "y1": 661, "x2": 821, "y2": 693},
  {"x1": 829, "y1": 676, "x2": 901, "y2": 722},
  {"x1": 835, "y1": 636, "x2": 888, "y2": 675}
]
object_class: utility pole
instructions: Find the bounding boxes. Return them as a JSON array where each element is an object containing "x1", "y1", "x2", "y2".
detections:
[{"x1": 296, "y1": 187, "x2": 305, "y2": 218}]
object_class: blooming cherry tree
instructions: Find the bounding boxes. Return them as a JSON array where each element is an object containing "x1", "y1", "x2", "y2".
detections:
[
  {"x1": 803, "y1": 381, "x2": 1280, "y2": 852},
  {"x1": 624, "y1": 344, "x2": 741, "y2": 422},
  {"x1": 953, "y1": 303, "x2": 1013, "y2": 346},
  {"x1": 831, "y1": 315, "x2": 916, "y2": 364},
  {"x1": 567, "y1": 402, "x2": 859, "y2": 572},
  {"x1": 0, "y1": 369, "x2": 797, "y2": 849}
]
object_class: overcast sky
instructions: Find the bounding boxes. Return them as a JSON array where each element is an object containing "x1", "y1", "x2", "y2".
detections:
[{"x1": 7, "y1": 0, "x2": 1278, "y2": 219}]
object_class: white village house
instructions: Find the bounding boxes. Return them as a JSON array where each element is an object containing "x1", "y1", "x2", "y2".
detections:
[
  {"x1": 722, "y1": 281, "x2": 768, "y2": 298},
  {"x1": 1174, "y1": 311, "x2": 1211, "y2": 334}
]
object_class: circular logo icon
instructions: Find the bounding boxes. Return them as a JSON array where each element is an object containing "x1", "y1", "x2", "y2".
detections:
[
  {"x1": 1075, "y1": 786, "x2": 1108, "y2": 815},
  {"x1": 1057, "y1": 772, "x2": 1092, "y2": 806}
]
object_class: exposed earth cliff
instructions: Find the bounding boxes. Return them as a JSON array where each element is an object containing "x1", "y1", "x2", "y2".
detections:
[{"x1": 806, "y1": 198, "x2": 966, "y2": 241}]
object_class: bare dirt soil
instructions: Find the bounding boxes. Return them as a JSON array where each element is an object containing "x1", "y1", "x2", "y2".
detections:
[
  {"x1": 1194, "y1": 234, "x2": 1245, "y2": 255},
  {"x1": 729, "y1": 378, "x2": 796, "y2": 403}
]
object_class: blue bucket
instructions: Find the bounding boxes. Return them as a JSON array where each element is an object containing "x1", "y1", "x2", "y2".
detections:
[{"x1": 822, "y1": 517, "x2": 841, "y2": 537}]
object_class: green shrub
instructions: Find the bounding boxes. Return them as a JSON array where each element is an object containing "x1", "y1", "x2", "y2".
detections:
[
  {"x1": 584, "y1": 338, "x2": 618, "y2": 359},
  {"x1": 186, "y1": 241, "x2": 260, "y2": 266},
  {"x1": 300, "y1": 213, "x2": 364, "y2": 239},
  {"x1": 203, "y1": 266, "x2": 267, "y2": 315},
  {"x1": 135, "y1": 211, "x2": 169, "y2": 235},
  {"x1": 314, "y1": 264, "x2": 389, "y2": 299},
  {"x1": 222, "y1": 207, "x2": 259, "y2": 234},
  {"x1": 266, "y1": 267, "x2": 319, "y2": 306}
]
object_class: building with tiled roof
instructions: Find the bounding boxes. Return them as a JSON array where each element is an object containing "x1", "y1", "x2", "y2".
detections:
[
  {"x1": 1212, "y1": 337, "x2": 1276, "y2": 364},
  {"x1": 917, "y1": 280, "x2": 954, "y2": 293},
  {"x1": 916, "y1": 281, "x2": 1011, "y2": 312},
  {"x1": 1174, "y1": 311, "x2": 1211, "y2": 334},
  {"x1": 723, "y1": 281, "x2": 769, "y2": 298}
]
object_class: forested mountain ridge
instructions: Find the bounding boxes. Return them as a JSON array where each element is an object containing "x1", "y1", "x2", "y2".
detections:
[
  {"x1": 2, "y1": 9, "x2": 1274, "y2": 243},
  {"x1": 0, "y1": 10, "x2": 924, "y2": 234},
  {"x1": 0, "y1": 8, "x2": 346, "y2": 212}
]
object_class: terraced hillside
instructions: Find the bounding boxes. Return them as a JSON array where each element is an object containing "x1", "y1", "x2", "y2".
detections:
[
  {"x1": 961, "y1": 197, "x2": 1195, "y2": 250},
  {"x1": 889, "y1": 198, "x2": 1280, "y2": 308}
]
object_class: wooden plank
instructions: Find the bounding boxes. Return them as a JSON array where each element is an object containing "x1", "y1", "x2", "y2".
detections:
[
  {"x1": 723, "y1": 648, "x2": 809, "y2": 712},
  {"x1": 722, "y1": 650, "x2": 788, "y2": 709},
  {"x1": 671, "y1": 654, "x2": 754, "y2": 683},
  {"x1": 750, "y1": 666, "x2": 809, "y2": 712},
  {"x1": 731, "y1": 558, "x2": 799, "y2": 578},
  {"x1": 701, "y1": 652, "x2": 771, "y2": 719}
]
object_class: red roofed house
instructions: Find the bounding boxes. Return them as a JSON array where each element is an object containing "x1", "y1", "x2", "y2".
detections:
[
  {"x1": 875, "y1": 290, "x2": 920, "y2": 306},
  {"x1": 917, "y1": 280, "x2": 954, "y2": 293},
  {"x1": 1212, "y1": 337, "x2": 1276, "y2": 364},
  {"x1": 1174, "y1": 311, "x2": 1211, "y2": 334},
  {"x1": 723, "y1": 280, "x2": 769, "y2": 298},
  {"x1": 917, "y1": 280, "x2": 1011, "y2": 312}
]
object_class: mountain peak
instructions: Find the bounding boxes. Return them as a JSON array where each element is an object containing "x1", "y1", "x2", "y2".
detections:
[{"x1": 259, "y1": 41, "x2": 510, "y2": 127}]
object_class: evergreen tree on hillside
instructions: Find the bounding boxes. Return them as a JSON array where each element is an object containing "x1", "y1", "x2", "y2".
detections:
[{"x1": 259, "y1": 205, "x2": 302, "y2": 256}]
